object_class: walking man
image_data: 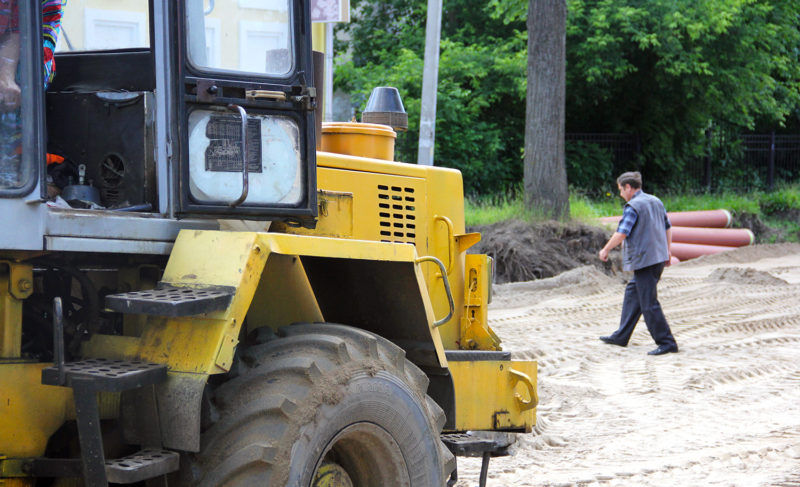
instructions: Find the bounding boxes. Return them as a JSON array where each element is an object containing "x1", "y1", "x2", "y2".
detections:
[{"x1": 598, "y1": 171, "x2": 679, "y2": 355}]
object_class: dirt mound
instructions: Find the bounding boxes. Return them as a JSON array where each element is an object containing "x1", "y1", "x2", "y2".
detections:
[
  {"x1": 704, "y1": 267, "x2": 788, "y2": 285},
  {"x1": 468, "y1": 220, "x2": 618, "y2": 284},
  {"x1": 733, "y1": 212, "x2": 776, "y2": 242},
  {"x1": 733, "y1": 211, "x2": 800, "y2": 243}
]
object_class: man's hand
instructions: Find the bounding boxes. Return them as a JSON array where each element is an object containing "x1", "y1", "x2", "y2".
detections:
[
  {"x1": 0, "y1": 75, "x2": 21, "y2": 112},
  {"x1": 599, "y1": 232, "x2": 627, "y2": 262}
]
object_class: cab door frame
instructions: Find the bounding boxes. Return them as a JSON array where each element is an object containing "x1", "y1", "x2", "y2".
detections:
[{"x1": 169, "y1": 0, "x2": 317, "y2": 226}]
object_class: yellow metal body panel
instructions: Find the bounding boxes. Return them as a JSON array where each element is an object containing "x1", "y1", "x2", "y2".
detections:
[
  {"x1": 273, "y1": 190, "x2": 355, "y2": 239},
  {"x1": 321, "y1": 122, "x2": 397, "y2": 161},
  {"x1": 0, "y1": 362, "x2": 120, "y2": 459},
  {"x1": 0, "y1": 364, "x2": 71, "y2": 457},
  {"x1": 282, "y1": 151, "x2": 503, "y2": 351},
  {"x1": 83, "y1": 230, "x2": 448, "y2": 374},
  {"x1": 83, "y1": 334, "x2": 141, "y2": 360},
  {"x1": 0, "y1": 288, "x2": 21, "y2": 358},
  {"x1": 448, "y1": 360, "x2": 538, "y2": 432},
  {"x1": 136, "y1": 231, "x2": 269, "y2": 373},
  {"x1": 256, "y1": 232, "x2": 448, "y2": 366},
  {"x1": 461, "y1": 254, "x2": 500, "y2": 350},
  {"x1": 0, "y1": 262, "x2": 33, "y2": 301},
  {"x1": 0, "y1": 263, "x2": 33, "y2": 359},
  {"x1": 0, "y1": 479, "x2": 33, "y2": 487},
  {"x1": 247, "y1": 253, "x2": 324, "y2": 330}
]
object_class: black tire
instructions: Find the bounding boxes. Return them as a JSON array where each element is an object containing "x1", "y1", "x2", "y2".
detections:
[{"x1": 183, "y1": 323, "x2": 455, "y2": 487}]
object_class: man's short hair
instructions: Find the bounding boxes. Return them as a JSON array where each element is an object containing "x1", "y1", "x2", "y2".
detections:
[{"x1": 617, "y1": 171, "x2": 642, "y2": 189}]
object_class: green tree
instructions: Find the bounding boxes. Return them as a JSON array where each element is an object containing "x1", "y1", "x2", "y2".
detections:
[
  {"x1": 524, "y1": 0, "x2": 570, "y2": 219},
  {"x1": 335, "y1": 0, "x2": 528, "y2": 194},
  {"x1": 565, "y1": 0, "x2": 800, "y2": 187},
  {"x1": 335, "y1": 0, "x2": 800, "y2": 194}
]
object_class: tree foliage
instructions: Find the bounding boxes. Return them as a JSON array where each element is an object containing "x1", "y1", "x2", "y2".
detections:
[
  {"x1": 335, "y1": 0, "x2": 527, "y2": 194},
  {"x1": 334, "y1": 0, "x2": 800, "y2": 194},
  {"x1": 565, "y1": 0, "x2": 800, "y2": 187}
]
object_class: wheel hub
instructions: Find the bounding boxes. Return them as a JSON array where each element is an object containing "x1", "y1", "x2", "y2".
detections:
[
  {"x1": 312, "y1": 462, "x2": 354, "y2": 487},
  {"x1": 311, "y1": 422, "x2": 410, "y2": 487}
]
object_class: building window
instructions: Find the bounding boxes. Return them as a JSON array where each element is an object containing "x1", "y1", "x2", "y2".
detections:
[
  {"x1": 238, "y1": 0, "x2": 286, "y2": 10},
  {"x1": 238, "y1": 21, "x2": 289, "y2": 74},
  {"x1": 84, "y1": 8, "x2": 149, "y2": 50},
  {"x1": 204, "y1": 17, "x2": 221, "y2": 68}
]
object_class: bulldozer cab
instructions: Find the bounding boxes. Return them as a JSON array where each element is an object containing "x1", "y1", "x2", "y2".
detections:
[
  {"x1": 0, "y1": 0, "x2": 317, "y2": 253},
  {"x1": 0, "y1": 2, "x2": 539, "y2": 485}
]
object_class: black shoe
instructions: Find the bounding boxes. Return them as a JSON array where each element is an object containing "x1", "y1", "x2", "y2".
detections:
[
  {"x1": 647, "y1": 344, "x2": 678, "y2": 355},
  {"x1": 599, "y1": 336, "x2": 626, "y2": 347}
]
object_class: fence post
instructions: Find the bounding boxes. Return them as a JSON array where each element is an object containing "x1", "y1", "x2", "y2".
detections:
[{"x1": 768, "y1": 131, "x2": 776, "y2": 190}]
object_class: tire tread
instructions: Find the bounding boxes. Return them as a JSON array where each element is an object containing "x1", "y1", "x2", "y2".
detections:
[{"x1": 184, "y1": 323, "x2": 454, "y2": 486}]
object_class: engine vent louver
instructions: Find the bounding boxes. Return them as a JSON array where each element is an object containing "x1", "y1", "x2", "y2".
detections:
[{"x1": 377, "y1": 184, "x2": 417, "y2": 244}]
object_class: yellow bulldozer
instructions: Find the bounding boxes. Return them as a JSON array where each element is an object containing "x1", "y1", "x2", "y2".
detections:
[{"x1": 0, "y1": 1, "x2": 536, "y2": 485}]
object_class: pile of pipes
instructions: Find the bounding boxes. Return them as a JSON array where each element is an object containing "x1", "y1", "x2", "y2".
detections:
[{"x1": 599, "y1": 210, "x2": 754, "y2": 263}]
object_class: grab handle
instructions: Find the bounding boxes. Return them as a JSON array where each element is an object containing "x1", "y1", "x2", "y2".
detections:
[
  {"x1": 509, "y1": 368, "x2": 538, "y2": 411},
  {"x1": 227, "y1": 104, "x2": 250, "y2": 207},
  {"x1": 434, "y1": 215, "x2": 455, "y2": 274},
  {"x1": 416, "y1": 256, "x2": 455, "y2": 327}
]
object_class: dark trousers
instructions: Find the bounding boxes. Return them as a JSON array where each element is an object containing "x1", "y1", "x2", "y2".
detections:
[{"x1": 610, "y1": 262, "x2": 677, "y2": 347}]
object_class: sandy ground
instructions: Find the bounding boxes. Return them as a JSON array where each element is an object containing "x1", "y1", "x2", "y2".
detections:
[{"x1": 454, "y1": 243, "x2": 800, "y2": 486}]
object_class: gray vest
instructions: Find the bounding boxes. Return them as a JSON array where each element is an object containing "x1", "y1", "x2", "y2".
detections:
[{"x1": 622, "y1": 191, "x2": 670, "y2": 271}]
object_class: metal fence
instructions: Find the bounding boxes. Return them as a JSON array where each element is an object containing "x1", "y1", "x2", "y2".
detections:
[
  {"x1": 740, "y1": 134, "x2": 800, "y2": 187},
  {"x1": 565, "y1": 133, "x2": 640, "y2": 173},
  {"x1": 566, "y1": 132, "x2": 800, "y2": 191}
]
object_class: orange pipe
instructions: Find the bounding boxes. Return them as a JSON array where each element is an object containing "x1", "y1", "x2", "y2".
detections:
[
  {"x1": 670, "y1": 242, "x2": 735, "y2": 261},
  {"x1": 600, "y1": 209, "x2": 732, "y2": 228},
  {"x1": 667, "y1": 210, "x2": 732, "y2": 228},
  {"x1": 671, "y1": 226, "x2": 754, "y2": 247}
]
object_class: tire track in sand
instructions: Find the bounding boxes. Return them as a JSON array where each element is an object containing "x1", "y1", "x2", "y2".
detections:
[{"x1": 454, "y1": 244, "x2": 800, "y2": 486}]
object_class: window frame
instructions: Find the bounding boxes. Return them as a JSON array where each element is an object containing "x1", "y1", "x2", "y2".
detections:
[
  {"x1": 0, "y1": 1, "x2": 44, "y2": 199},
  {"x1": 174, "y1": 0, "x2": 317, "y2": 224}
]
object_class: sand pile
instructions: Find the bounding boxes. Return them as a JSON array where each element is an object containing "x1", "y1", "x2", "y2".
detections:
[{"x1": 453, "y1": 243, "x2": 800, "y2": 486}]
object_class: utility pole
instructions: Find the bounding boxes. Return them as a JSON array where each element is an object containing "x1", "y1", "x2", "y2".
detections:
[
  {"x1": 417, "y1": 0, "x2": 442, "y2": 166},
  {"x1": 324, "y1": 23, "x2": 334, "y2": 122}
]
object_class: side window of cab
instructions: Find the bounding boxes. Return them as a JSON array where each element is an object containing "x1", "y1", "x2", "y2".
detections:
[{"x1": 0, "y1": 0, "x2": 40, "y2": 195}]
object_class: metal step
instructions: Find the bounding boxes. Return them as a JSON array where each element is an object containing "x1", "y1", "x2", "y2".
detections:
[
  {"x1": 441, "y1": 433, "x2": 512, "y2": 487},
  {"x1": 105, "y1": 283, "x2": 235, "y2": 316},
  {"x1": 41, "y1": 359, "x2": 170, "y2": 487},
  {"x1": 105, "y1": 449, "x2": 179, "y2": 484},
  {"x1": 440, "y1": 432, "x2": 512, "y2": 458},
  {"x1": 23, "y1": 450, "x2": 179, "y2": 484},
  {"x1": 42, "y1": 358, "x2": 167, "y2": 391},
  {"x1": 444, "y1": 350, "x2": 512, "y2": 362}
]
